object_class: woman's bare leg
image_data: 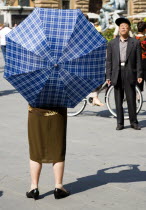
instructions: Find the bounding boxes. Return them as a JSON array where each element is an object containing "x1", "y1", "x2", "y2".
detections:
[
  {"x1": 53, "y1": 161, "x2": 67, "y2": 191},
  {"x1": 29, "y1": 159, "x2": 42, "y2": 191}
]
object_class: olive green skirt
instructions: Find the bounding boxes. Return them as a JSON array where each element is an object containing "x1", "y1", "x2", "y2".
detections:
[{"x1": 28, "y1": 106, "x2": 67, "y2": 163}]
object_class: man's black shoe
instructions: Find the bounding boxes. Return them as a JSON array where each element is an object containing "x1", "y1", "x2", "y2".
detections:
[
  {"x1": 116, "y1": 124, "x2": 124, "y2": 130},
  {"x1": 131, "y1": 123, "x2": 141, "y2": 130}
]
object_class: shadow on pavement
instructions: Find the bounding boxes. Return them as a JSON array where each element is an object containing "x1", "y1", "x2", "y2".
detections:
[
  {"x1": 79, "y1": 110, "x2": 112, "y2": 118},
  {"x1": 65, "y1": 164, "x2": 146, "y2": 195},
  {"x1": 0, "y1": 89, "x2": 18, "y2": 96},
  {"x1": 78, "y1": 106, "x2": 146, "y2": 119},
  {"x1": 139, "y1": 110, "x2": 146, "y2": 116},
  {"x1": 95, "y1": 110, "x2": 113, "y2": 118},
  {"x1": 39, "y1": 164, "x2": 146, "y2": 198},
  {"x1": 0, "y1": 191, "x2": 3, "y2": 197},
  {"x1": 39, "y1": 190, "x2": 54, "y2": 199},
  {"x1": 139, "y1": 119, "x2": 146, "y2": 128}
]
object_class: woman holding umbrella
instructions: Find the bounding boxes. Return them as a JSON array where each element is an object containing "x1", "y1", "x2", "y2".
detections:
[{"x1": 4, "y1": 8, "x2": 106, "y2": 201}]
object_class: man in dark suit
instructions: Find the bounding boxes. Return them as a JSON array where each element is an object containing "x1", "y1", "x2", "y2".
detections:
[{"x1": 106, "y1": 17, "x2": 143, "y2": 130}]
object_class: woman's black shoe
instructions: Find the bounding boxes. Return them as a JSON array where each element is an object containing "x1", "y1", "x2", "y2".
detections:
[
  {"x1": 26, "y1": 188, "x2": 39, "y2": 200},
  {"x1": 54, "y1": 188, "x2": 70, "y2": 199}
]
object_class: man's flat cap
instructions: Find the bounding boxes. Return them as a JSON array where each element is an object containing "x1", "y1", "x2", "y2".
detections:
[{"x1": 115, "y1": 17, "x2": 131, "y2": 26}]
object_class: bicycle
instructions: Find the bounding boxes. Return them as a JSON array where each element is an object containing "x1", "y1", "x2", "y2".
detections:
[{"x1": 67, "y1": 81, "x2": 143, "y2": 118}]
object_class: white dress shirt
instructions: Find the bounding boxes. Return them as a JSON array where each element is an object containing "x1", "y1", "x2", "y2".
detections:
[{"x1": 0, "y1": 27, "x2": 12, "y2": 46}]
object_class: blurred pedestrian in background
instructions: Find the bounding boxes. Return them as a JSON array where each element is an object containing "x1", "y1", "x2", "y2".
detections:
[
  {"x1": 135, "y1": 21, "x2": 146, "y2": 92},
  {"x1": 0, "y1": 24, "x2": 3, "y2": 30},
  {"x1": 13, "y1": 23, "x2": 18, "y2": 28},
  {"x1": 0, "y1": 23, "x2": 11, "y2": 61}
]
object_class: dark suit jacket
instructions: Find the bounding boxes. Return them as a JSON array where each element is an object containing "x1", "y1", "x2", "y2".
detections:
[{"x1": 106, "y1": 36, "x2": 143, "y2": 86}]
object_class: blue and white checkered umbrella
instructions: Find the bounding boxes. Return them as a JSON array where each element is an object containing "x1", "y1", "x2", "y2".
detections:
[{"x1": 4, "y1": 8, "x2": 107, "y2": 108}]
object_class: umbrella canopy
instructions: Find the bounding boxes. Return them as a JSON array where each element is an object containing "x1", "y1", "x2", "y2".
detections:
[{"x1": 4, "y1": 8, "x2": 107, "y2": 108}]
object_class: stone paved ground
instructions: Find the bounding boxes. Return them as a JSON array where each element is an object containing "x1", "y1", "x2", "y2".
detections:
[{"x1": 0, "y1": 50, "x2": 146, "y2": 210}]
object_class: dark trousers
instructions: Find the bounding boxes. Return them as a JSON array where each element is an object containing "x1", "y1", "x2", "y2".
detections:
[
  {"x1": 114, "y1": 67, "x2": 138, "y2": 125},
  {"x1": 1, "y1": 45, "x2": 6, "y2": 62}
]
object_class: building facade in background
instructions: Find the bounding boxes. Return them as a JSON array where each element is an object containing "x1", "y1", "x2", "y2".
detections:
[
  {"x1": 34, "y1": 0, "x2": 102, "y2": 14},
  {"x1": 35, "y1": 0, "x2": 146, "y2": 16},
  {"x1": 0, "y1": 0, "x2": 146, "y2": 27},
  {"x1": 0, "y1": 0, "x2": 34, "y2": 27}
]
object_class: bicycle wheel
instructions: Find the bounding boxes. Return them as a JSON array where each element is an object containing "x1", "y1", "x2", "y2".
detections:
[
  {"x1": 67, "y1": 99, "x2": 87, "y2": 117},
  {"x1": 136, "y1": 86, "x2": 143, "y2": 114},
  {"x1": 105, "y1": 85, "x2": 143, "y2": 119}
]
